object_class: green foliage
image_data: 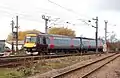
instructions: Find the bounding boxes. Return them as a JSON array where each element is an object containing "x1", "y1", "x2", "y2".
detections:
[
  {"x1": 48, "y1": 27, "x2": 76, "y2": 37},
  {"x1": 17, "y1": 67, "x2": 33, "y2": 76},
  {"x1": 0, "y1": 68, "x2": 23, "y2": 78},
  {"x1": 0, "y1": 67, "x2": 38, "y2": 78},
  {"x1": 6, "y1": 71, "x2": 22, "y2": 78}
]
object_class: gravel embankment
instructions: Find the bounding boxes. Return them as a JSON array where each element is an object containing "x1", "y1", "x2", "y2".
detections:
[
  {"x1": 87, "y1": 55, "x2": 120, "y2": 78},
  {"x1": 28, "y1": 53, "x2": 114, "y2": 78}
]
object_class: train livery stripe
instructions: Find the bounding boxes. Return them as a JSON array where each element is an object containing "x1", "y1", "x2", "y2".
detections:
[
  {"x1": 50, "y1": 37, "x2": 54, "y2": 49},
  {"x1": 88, "y1": 40, "x2": 91, "y2": 48}
]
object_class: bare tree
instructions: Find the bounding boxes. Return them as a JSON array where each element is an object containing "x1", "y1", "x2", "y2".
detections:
[{"x1": 108, "y1": 33, "x2": 118, "y2": 43}]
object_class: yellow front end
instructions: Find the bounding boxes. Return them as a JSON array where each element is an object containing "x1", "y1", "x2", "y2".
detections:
[
  {"x1": 24, "y1": 33, "x2": 38, "y2": 55},
  {"x1": 24, "y1": 43, "x2": 36, "y2": 48},
  {"x1": 26, "y1": 33, "x2": 37, "y2": 37}
]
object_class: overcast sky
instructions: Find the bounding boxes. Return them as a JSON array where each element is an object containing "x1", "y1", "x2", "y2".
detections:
[{"x1": 0, "y1": 0, "x2": 120, "y2": 40}]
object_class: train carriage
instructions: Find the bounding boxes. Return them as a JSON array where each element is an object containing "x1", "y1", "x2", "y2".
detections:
[
  {"x1": 0, "y1": 40, "x2": 5, "y2": 56},
  {"x1": 24, "y1": 33, "x2": 104, "y2": 55},
  {"x1": 24, "y1": 33, "x2": 81, "y2": 55},
  {"x1": 76, "y1": 37, "x2": 104, "y2": 52}
]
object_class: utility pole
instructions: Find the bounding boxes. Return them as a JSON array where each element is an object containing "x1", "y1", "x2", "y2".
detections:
[
  {"x1": 42, "y1": 15, "x2": 49, "y2": 34},
  {"x1": 93, "y1": 16, "x2": 98, "y2": 54},
  {"x1": 11, "y1": 19, "x2": 14, "y2": 52},
  {"x1": 15, "y1": 16, "x2": 18, "y2": 52},
  {"x1": 104, "y1": 20, "x2": 108, "y2": 53}
]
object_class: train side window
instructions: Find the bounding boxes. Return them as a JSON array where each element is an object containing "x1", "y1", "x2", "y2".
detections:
[
  {"x1": 46, "y1": 37, "x2": 50, "y2": 44},
  {"x1": 0, "y1": 48, "x2": 1, "y2": 52}
]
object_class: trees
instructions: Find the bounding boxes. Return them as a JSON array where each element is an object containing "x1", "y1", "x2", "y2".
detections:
[
  {"x1": 7, "y1": 29, "x2": 40, "y2": 41},
  {"x1": 48, "y1": 27, "x2": 76, "y2": 37},
  {"x1": 107, "y1": 33, "x2": 119, "y2": 51},
  {"x1": 7, "y1": 27, "x2": 76, "y2": 41},
  {"x1": 108, "y1": 34, "x2": 118, "y2": 43}
]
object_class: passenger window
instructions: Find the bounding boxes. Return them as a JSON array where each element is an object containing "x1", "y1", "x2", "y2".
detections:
[{"x1": 46, "y1": 37, "x2": 50, "y2": 44}]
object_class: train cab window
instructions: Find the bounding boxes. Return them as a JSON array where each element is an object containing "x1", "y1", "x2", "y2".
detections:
[
  {"x1": 37, "y1": 36, "x2": 40, "y2": 43},
  {"x1": 26, "y1": 36, "x2": 37, "y2": 43}
]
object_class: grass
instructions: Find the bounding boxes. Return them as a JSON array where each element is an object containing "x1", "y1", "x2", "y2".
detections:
[{"x1": 0, "y1": 68, "x2": 24, "y2": 78}]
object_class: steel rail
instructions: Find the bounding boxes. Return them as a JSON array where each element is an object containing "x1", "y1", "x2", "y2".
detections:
[
  {"x1": 0, "y1": 52, "x2": 103, "y2": 67},
  {"x1": 34, "y1": 53, "x2": 119, "y2": 78},
  {"x1": 52, "y1": 53, "x2": 119, "y2": 78}
]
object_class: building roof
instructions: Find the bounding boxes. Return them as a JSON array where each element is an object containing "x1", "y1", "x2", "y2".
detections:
[{"x1": 6, "y1": 40, "x2": 24, "y2": 45}]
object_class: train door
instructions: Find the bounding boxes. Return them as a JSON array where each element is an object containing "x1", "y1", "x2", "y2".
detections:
[
  {"x1": 37, "y1": 36, "x2": 48, "y2": 54},
  {"x1": 41, "y1": 36, "x2": 48, "y2": 53},
  {"x1": 39, "y1": 36, "x2": 47, "y2": 45},
  {"x1": 80, "y1": 38, "x2": 83, "y2": 52},
  {"x1": 43, "y1": 36, "x2": 46, "y2": 44}
]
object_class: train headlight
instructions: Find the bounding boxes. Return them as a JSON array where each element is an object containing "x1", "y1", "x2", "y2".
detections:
[
  {"x1": 32, "y1": 48, "x2": 36, "y2": 51},
  {"x1": 33, "y1": 44, "x2": 36, "y2": 47},
  {"x1": 24, "y1": 48, "x2": 27, "y2": 51}
]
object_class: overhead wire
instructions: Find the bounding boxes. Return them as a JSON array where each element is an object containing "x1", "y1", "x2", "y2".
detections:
[
  {"x1": 0, "y1": 1, "x2": 99, "y2": 27},
  {"x1": 47, "y1": 0, "x2": 92, "y2": 20},
  {"x1": 0, "y1": 4, "x2": 65, "y2": 30},
  {"x1": 47, "y1": 0, "x2": 73, "y2": 12},
  {"x1": 47, "y1": 0, "x2": 98, "y2": 28},
  {"x1": 0, "y1": 5, "x2": 43, "y2": 20},
  {"x1": 0, "y1": 2, "x2": 76, "y2": 26},
  {"x1": 47, "y1": 0, "x2": 117, "y2": 27}
]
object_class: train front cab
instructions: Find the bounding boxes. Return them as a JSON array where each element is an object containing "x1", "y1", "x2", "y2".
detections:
[
  {"x1": 24, "y1": 34, "x2": 48, "y2": 55},
  {"x1": 24, "y1": 34, "x2": 38, "y2": 55}
]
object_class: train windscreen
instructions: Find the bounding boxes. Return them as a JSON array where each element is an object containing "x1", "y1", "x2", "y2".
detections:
[{"x1": 25, "y1": 36, "x2": 37, "y2": 43}]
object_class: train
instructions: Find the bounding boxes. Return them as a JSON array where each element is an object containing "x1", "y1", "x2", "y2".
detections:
[
  {"x1": 0, "y1": 40, "x2": 11, "y2": 56},
  {"x1": 23, "y1": 33, "x2": 105, "y2": 55}
]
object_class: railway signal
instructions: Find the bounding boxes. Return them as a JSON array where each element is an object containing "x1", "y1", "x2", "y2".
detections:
[
  {"x1": 92, "y1": 17, "x2": 99, "y2": 54},
  {"x1": 11, "y1": 16, "x2": 19, "y2": 53},
  {"x1": 15, "y1": 16, "x2": 19, "y2": 52},
  {"x1": 42, "y1": 15, "x2": 50, "y2": 34},
  {"x1": 11, "y1": 19, "x2": 15, "y2": 52}
]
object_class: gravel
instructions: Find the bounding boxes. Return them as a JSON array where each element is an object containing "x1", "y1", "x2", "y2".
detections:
[{"x1": 87, "y1": 55, "x2": 120, "y2": 78}]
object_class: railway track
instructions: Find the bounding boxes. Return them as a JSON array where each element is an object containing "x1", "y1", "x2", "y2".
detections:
[
  {"x1": 0, "y1": 52, "x2": 103, "y2": 67},
  {"x1": 36, "y1": 53, "x2": 120, "y2": 78}
]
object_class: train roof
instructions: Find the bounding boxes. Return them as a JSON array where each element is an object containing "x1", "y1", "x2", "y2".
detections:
[
  {"x1": 75, "y1": 37, "x2": 103, "y2": 40},
  {"x1": 27, "y1": 33, "x2": 74, "y2": 38},
  {"x1": 41, "y1": 34, "x2": 74, "y2": 38},
  {"x1": 26, "y1": 33, "x2": 103, "y2": 41},
  {"x1": 75, "y1": 37, "x2": 94, "y2": 40}
]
